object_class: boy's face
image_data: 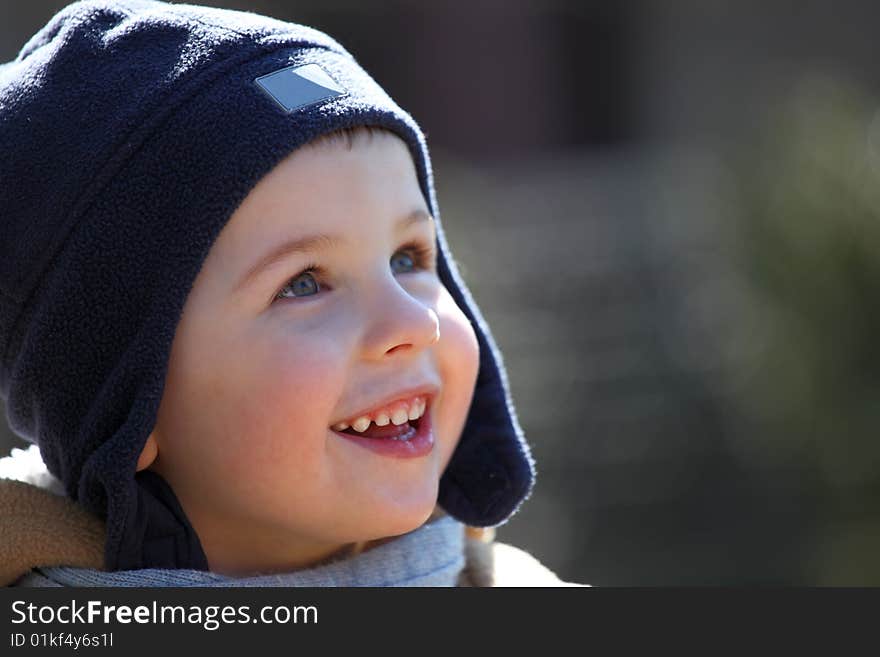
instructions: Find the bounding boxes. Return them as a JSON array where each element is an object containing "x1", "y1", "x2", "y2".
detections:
[{"x1": 147, "y1": 131, "x2": 480, "y2": 575}]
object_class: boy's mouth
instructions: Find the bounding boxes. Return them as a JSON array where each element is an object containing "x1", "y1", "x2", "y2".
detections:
[
  {"x1": 330, "y1": 393, "x2": 430, "y2": 442},
  {"x1": 337, "y1": 416, "x2": 421, "y2": 441},
  {"x1": 330, "y1": 402, "x2": 435, "y2": 458}
]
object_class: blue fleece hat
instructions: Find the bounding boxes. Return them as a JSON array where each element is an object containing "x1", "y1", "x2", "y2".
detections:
[{"x1": 0, "y1": 0, "x2": 534, "y2": 570}]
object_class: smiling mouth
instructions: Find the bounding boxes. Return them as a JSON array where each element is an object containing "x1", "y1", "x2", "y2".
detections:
[
  {"x1": 330, "y1": 404, "x2": 435, "y2": 458},
  {"x1": 336, "y1": 416, "x2": 421, "y2": 441},
  {"x1": 330, "y1": 392, "x2": 431, "y2": 441}
]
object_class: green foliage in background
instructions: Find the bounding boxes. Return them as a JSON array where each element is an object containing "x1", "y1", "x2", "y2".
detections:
[{"x1": 730, "y1": 75, "x2": 880, "y2": 584}]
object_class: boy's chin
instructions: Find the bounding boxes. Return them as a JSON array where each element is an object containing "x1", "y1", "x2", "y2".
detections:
[{"x1": 358, "y1": 499, "x2": 440, "y2": 542}]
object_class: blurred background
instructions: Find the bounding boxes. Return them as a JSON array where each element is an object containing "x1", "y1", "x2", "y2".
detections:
[{"x1": 3, "y1": 0, "x2": 880, "y2": 585}]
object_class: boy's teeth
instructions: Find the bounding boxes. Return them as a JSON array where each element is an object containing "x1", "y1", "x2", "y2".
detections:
[
  {"x1": 334, "y1": 396, "x2": 427, "y2": 433},
  {"x1": 351, "y1": 416, "x2": 372, "y2": 432}
]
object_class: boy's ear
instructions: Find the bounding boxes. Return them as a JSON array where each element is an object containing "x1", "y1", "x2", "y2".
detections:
[{"x1": 136, "y1": 432, "x2": 159, "y2": 472}]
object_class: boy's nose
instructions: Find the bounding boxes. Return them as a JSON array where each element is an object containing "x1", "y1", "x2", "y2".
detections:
[{"x1": 360, "y1": 277, "x2": 440, "y2": 360}]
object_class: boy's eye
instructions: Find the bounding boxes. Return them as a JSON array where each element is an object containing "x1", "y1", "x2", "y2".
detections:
[
  {"x1": 390, "y1": 250, "x2": 416, "y2": 274},
  {"x1": 274, "y1": 241, "x2": 436, "y2": 303},
  {"x1": 282, "y1": 269, "x2": 321, "y2": 299}
]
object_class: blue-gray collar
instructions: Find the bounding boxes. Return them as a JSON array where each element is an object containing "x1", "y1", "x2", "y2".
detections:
[{"x1": 17, "y1": 515, "x2": 465, "y2": 587}]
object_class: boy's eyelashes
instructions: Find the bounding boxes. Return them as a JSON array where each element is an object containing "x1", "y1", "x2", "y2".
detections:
[{"x1": 271, "y1": 240, "x2": 438, "y2": 303}]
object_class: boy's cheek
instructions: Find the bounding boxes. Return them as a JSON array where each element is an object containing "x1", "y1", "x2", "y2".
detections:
[
  {"x1": 238, "y1": 349, "x2": 343, "y2": 425},
  {"x1": 437, "y1": 288, "x2": 480, "y2": 382},
  {"x1": 435, "y1": 288, "x2": 481, "y2": 465},
  {"x1": 182, "y1": 329, "x2": 335, "y2": 443},
  {"x1": 244, "y1": 326, "x2": 347, "y2": 387}
]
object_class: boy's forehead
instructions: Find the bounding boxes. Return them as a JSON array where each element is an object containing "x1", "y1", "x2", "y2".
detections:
[
  {"x1": 225, "y1": 202, "x2": 433, "y2": 255},
  {"x1": 233, "y1": 134, "x2": 421, "y2": 226},
  {"x1": 218, "y1": 138, "x2": 431, "y2": 255}
]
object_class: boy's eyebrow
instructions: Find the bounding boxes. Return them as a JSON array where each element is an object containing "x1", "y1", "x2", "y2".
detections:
[{"x1": 235, "y1": 208, "x2": 434, "y2": 292}]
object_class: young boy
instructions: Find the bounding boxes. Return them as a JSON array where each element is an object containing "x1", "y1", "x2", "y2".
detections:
[{"x1": 0, "y1": 0, "x2": 576, "y2": 586}]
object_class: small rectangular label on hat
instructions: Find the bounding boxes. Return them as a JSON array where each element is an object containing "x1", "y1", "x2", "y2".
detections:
[{"x1": 254, "y1": 63, "x2": 347, "y2": 113}]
